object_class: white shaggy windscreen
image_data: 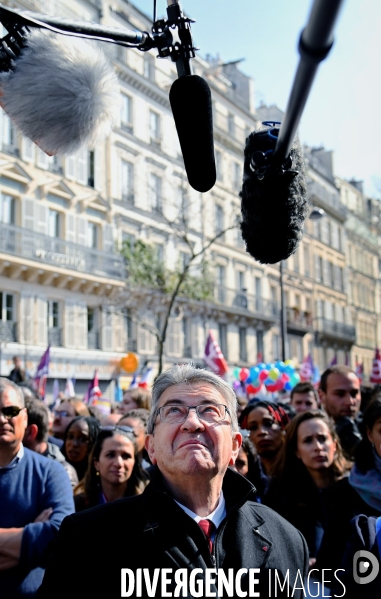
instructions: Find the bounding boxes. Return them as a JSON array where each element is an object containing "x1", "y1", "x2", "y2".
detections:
[{"x1": 0, "y1": 29, "x2": 120, "y2": 155}]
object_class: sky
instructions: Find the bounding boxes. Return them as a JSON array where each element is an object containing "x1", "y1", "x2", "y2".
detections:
[{"x1": 131, "y1": 0, "x2": 381, "y2": 197}]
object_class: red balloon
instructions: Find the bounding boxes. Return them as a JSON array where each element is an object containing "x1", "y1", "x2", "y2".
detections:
[
  {"x1": 266, "y1": 383, "x2": 278, "y2": 392},
  {"x1": 259, "y1": 369, "x2": 269, "y2": 382},
  {"x1": 275, "y1": 379, "x2": 284, "y2": 391},
  {"x1": 239, "y1": 368, "x2": 250, "y2": 382},
  {"x1": 281, "y1": 373, "x2": 290, "y2": 382},
  {"x1": 246, "y1": 384, "x2": 256, "y2": 394}
]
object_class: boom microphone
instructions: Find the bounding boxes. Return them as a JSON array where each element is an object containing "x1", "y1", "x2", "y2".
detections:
[
  {"x1": 169, "y1": 75, "x2": 216, "y2": 193},
  {"x1": 240, "y1": 123, "x2": 308, "y2": 265},
  {"x1": 0, "y1": 28, "x2": 120, "y2": 155}
]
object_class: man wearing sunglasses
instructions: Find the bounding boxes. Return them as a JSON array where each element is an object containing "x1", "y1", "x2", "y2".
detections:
[
  {"x1": 38, "y1": 364, "x2": 308, "y2": 598},
  {"x1": 0, "y1": 378, "x2": 74, "y2": 598}
]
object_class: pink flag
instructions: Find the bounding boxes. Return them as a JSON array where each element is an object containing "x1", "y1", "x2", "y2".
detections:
[
  {"x1": 355, "y1": 363, "x2": 364, "y2": 384},
  {"x1": 299, "y1": 354, "x2": 314, "y2": 381},
  {"x1": 84, "y1": 369, "x2": 102, "y2": 405},
  {"x1": 33, "y1": 346, "x2": 50, "y2": 401},
  {"x1": 370, "y1": 349, "x2": 381, "y2": 384},
  {"x1": 203, "y1": 331, "x2": 229, "y2": 377}
]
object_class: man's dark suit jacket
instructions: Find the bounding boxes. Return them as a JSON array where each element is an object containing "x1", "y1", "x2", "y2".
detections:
[{"x1": 37, "y1": 467, "x2": 308, "y2": 598}]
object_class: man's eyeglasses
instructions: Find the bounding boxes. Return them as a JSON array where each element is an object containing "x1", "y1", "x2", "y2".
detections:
[
  {"x1": 53, "y1": 410, "x2": 72, "y2": 418},
  {"x1": 101, "y1": 425, "x2": 138, "y2": 437},
  {"x1": 0, "y1": 406, "x2": 25, "y2": 420},
  {"x1": 156, "y1": 403, "x2": 231, "y2": 425}
]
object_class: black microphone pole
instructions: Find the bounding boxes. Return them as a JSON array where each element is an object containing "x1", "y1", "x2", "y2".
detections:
[{"x1": 273, "y1": 0, "x2": 345, "y2": 165}]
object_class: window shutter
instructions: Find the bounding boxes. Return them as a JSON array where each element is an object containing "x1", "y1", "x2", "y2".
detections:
[
  {"x1": 114, "y1": 310, "x2": 125, "y2": 352},
  {"x1": 65, "y1": 213, "x2": 76, "y2": 243},
  {"x1": 65, "y1": 302, "x2": 76, "y2": 349},
  {"x1": 103, "y1": 223, "x2": 114, "y2": 253},
  {"x1": 65, "y1": 154, "x2": 76, "y2": 180},
  {"x1": 77, "y1": 216, "x2": 87, "y2": 246},
  {"x1": 77, "y1": 148, "x2": 88, "y2": 185},
  {"x1": 76, "y1": 303, "x2": 87, "y2": 350},
  {"x1": 19, "y1": 294, "x2": 34, "y2": 344},
  {"x1": 22, "y1": 198, "x2": 35, "y2": 230},
  {"x1": 35, "y1": 202, "x2": 48, "y2": 234},
  {"x1": 37, "y1": 148, "x2": 48, "y2": 169},
  {"x1": 22, "y1": 138, "x2": 35, "y2": 162},
  {"x1": 36, "y1": 296, "x2": 48, "y2": 346},
  {"x1": 101, "y1": 308, "x2": 113, "y2": 351}
]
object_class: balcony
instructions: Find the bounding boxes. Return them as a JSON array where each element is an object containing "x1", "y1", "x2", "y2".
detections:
[
  {"x1": 87, "y1": 331, "x2": 100, "y2": 350},
  {"x1": 0, "y1": 222, "x2": 125, "y2": 280},
  {"x1": 0, "y1": 321, "x2": 17, "y2": 342},
  {"x1": 214, "y1": 111, "x2": 246, "y2": 145},
  {"x1": 315, "y1": 318, "x2": 356, "y2": 344},
  {"x1": 215, "y1": 286, "x2": 278, "y2": 323},
  {"x1": 307, "y1": 178, "x2": 347, "y2": 220},
  {"x1": 48, "y1": 327, "x2": 62, "y2": 346},
  {"x1": 287, "y1": 308, "x2": 313, "y2": 336},
  {"x1": 126, "y1": 339, "x2": 138, "y2": 352}
]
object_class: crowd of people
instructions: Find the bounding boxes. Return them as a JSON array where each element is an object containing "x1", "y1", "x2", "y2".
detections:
[{"x1": 1, "y1": 361, "x2": 381, "y2": 597}]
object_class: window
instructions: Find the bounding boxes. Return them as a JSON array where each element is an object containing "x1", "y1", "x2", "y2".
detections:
[
  {"x1": 180, "y1": 251, "x2": 190, "y2": 269},
  {"x1": 150, "y1": 174, "x2": 162, "y2": 213},
  {"x1": 216, "y1": 265, "x2": 226, "y2": 303},
  {"x1": 215, "y1": 150, "x2": 222, "y2": 181},
  {"x1": 176, "y1": 186, "x2": 188, "y2": 223},
  {"x1": 120, "y1": 95, "x2": 133, "y2": 132},
  {"x1": 0, "y1": 292, "x2": 14, "y2": 321},
  {"x1": 149, "y1": 111, "x2": 160, "y2": 145},
  {"x1": 237, "y1": 271, "x2": 245, "y2": 290},
  {"x1": 1, "y1": 113, "x2": 16, "y2": 150},
  {"x1": 256, "y1": 330, "x2": 264, "y2": 362},
  {"x1": 294, "y1": 249, "x2": 300, "y2": 273},
  {"x1": 304, "y1": 245, "x2": 310, "y2": 277},
  {"x1": 0, "y1": 194, "x2": 15, "y2": 224},
  {"x1": 218, "y1": 323, "x2": 228, "y2": 359},
  {"x1": 144, "y1": 55, "x2": 155, "y2": 81},
  {"x1": 87, "y1": 222, "x2": 98, "y2": 249},
  {"x1": 88, "y1": 150, "x2": 95, "y2": 188},
  {"x1": 215, "y1": 205, "x2": 225, "y2": 236},
  {"x1": 47, "y1": 301, "x2": 59, "y2": 328},
  {"x1": 87, "y1": 307, "x2": 95, "y2": 332},
  {"x1": 239, "y1": 327, "x2": 247, "y2": 362},
  {"x1": 155, "y1": 243, "x2": 164, "y2": 262},
  {"x1": 232, "y1": 162, "x2": 241, "y2": 189},
  {"x1": 122, "y1": 232, "x2": 135, "y2": 249},
  {"x1": 228, "y1": 113, "x2": 235, "y2": 136},
  {"x1": 121, "y1": 161, "x2": 134, "y2": 203},
  {"x1": 48, "y1": 209, "x2": 60, "y2": 238}
]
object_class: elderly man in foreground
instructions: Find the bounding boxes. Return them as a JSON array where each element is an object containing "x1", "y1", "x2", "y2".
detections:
[{"x1": 38, "y1": 364, "x2": 308, "y2": 598}]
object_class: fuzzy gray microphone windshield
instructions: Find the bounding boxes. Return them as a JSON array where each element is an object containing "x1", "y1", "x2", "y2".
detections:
[
  {"x1": 240, "y1": 123, "x2": 308, "y2": 265},
  {"x1": 0, "y1": 29, "x2": 120, "y2": 155}
]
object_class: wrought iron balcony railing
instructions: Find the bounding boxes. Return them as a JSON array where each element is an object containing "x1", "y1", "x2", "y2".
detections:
[
  {"x1": 0, "y1": 222, "x2": 125, "y2": 280},
  {"x1": 0, "y1": 321, "x2": 17, "y2": 342},
  {"x1": 215, "y1": 286, "x2": 278, "y2": 320},
  {"x1": 48, "y1": 327, "x2": 62, "y2": 347},
  {"x1": 315, "y1": 318, "x2": 356, "y2": 343},
  {"x1": 87, "y1": 331, "x2": 100, "y2": 350}
]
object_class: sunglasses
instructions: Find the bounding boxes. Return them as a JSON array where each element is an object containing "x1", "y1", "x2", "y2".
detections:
[
  {"x1": 0, "y1": 406, "x2": 25, "y2": 419},
  {"x1": 101, "y1": 425, "x2": 138, "y2": 437}
]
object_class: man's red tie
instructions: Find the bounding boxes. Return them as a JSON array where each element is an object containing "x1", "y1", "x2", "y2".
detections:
[{"x1": 198, "y1": 519, "x2": 214, "y2": 553}]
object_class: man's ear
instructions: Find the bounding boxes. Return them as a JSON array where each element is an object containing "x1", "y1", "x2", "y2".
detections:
[
  {"x1": 24, "y1": 423, "x2": 38, "y2": 443},
  {"x1": 229, "y1": 432, "x2": 242, "y2": 466},
  {"x1": 318, "y1": 388, "x2": 325, "y2": 407},
  {"x1": 145, "y1": 434, "x2": 157, "y2": 465}
]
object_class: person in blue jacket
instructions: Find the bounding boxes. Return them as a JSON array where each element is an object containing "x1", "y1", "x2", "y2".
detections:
[{"x1": 0, "y1": 377, "x2": 74, "y2": 598}]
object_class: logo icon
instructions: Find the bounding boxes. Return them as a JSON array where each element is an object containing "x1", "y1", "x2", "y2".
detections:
[{"x1": 353, "y1": 550, "x2": 379, "y2": 585}]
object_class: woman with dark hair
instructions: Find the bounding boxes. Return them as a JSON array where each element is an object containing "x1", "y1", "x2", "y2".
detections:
[
  {"x1": 238, "y1": 400, "x2": 290, "y2": 500},
  {"x1": 317, "y1": 399, "x2": 381, "y2": 574},
  {"x1": 74, "y1": 426, "x2": 149, "y2": 511},
  {"x1": 265, "y1": 409, "x2": 349, "y2": 566},
  {"x1": 62, "y1": 416, "x2": 101, "y2": 481}
]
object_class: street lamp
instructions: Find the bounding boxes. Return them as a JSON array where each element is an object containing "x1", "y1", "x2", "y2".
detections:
[{"x1": 280, "y1": 207, "x2": 325, "y2": 361}]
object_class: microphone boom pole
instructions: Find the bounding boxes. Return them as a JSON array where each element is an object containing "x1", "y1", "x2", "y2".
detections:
[{"x1": 273, "y1": 0, "x2": 345, "y2": 165}]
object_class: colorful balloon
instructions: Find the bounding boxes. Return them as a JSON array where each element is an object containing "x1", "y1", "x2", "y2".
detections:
[
  {"x1": 257, "y1": 362, "x2": 267, "y2": 371},
  {"x1": 233, "y1": 367, "x2": 240, "y2": 380},
  {"x1": 239, "y1": 368, "x2": 250, "y2": 382},
  {"x1": 268, "y1": 368, "x2": 280, "y2": 381},
  {"x1": 259, "y1": 369, "x2": 269, "y2": 382},
  {"x1": 250, "y1": 366, "x2": 260, "y2": 379}
]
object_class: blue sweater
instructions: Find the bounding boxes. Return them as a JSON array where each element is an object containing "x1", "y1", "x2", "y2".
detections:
[{"x1": 0, "y1": 446, "x2": 74, "y2": 598}]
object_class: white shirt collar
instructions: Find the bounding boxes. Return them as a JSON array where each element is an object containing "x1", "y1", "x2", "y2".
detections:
[
  {"x1": 175, "y1": 491, "x2": 226, "y2": 532},
  {"x1": 0, "y1": 443, "x2": 24, "y2": 470}
]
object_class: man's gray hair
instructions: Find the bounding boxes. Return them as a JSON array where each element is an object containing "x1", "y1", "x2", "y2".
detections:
[
  {"x1": 147, "y1": 364, "x2": 238, "y2": 433},
  {"x1": 0, "y1": 377, "x2": 25, "y2": 406}
]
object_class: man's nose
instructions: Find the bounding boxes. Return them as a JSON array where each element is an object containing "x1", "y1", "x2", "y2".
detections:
[{"x1": 181, "y1": 408, "x2": 205, "y2": 430}]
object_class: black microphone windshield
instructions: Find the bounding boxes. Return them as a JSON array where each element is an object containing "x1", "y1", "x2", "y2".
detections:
[
  {"x1": 169, "y1": 75, "x2": 216, "y2": 193},
  {"x1": 240, "y1": 126, "x2": 308, "y2": 264}
]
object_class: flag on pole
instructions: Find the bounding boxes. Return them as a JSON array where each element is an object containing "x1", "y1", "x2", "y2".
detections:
[
  {"x1": 84, "y1": 369, "x2": 102, "y2": 405},
  {"x1": 328, "y1": 353, "x2": 338, "y2": 368},
  {"x1": 138, "y1": 368, "x2": 153, "y2": 389},
  {"x1": 52, "y1": 379, "x2": 60, "y2": 403},
  {"x1": 33, "y1": 346, "x2": 50, "y2": 401},
  {"x1": 129, "y1": 373, "x2": 138, "y2": 389},
  {"x1": 64, "y1": 377, "x2": 75, "y2": 398},
  {"x1": 203, "y1": 330, "x2": 229, "y2": 377},
  {"x1": 370, "y1": 349, "x2": 381, "y2": 384}
]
